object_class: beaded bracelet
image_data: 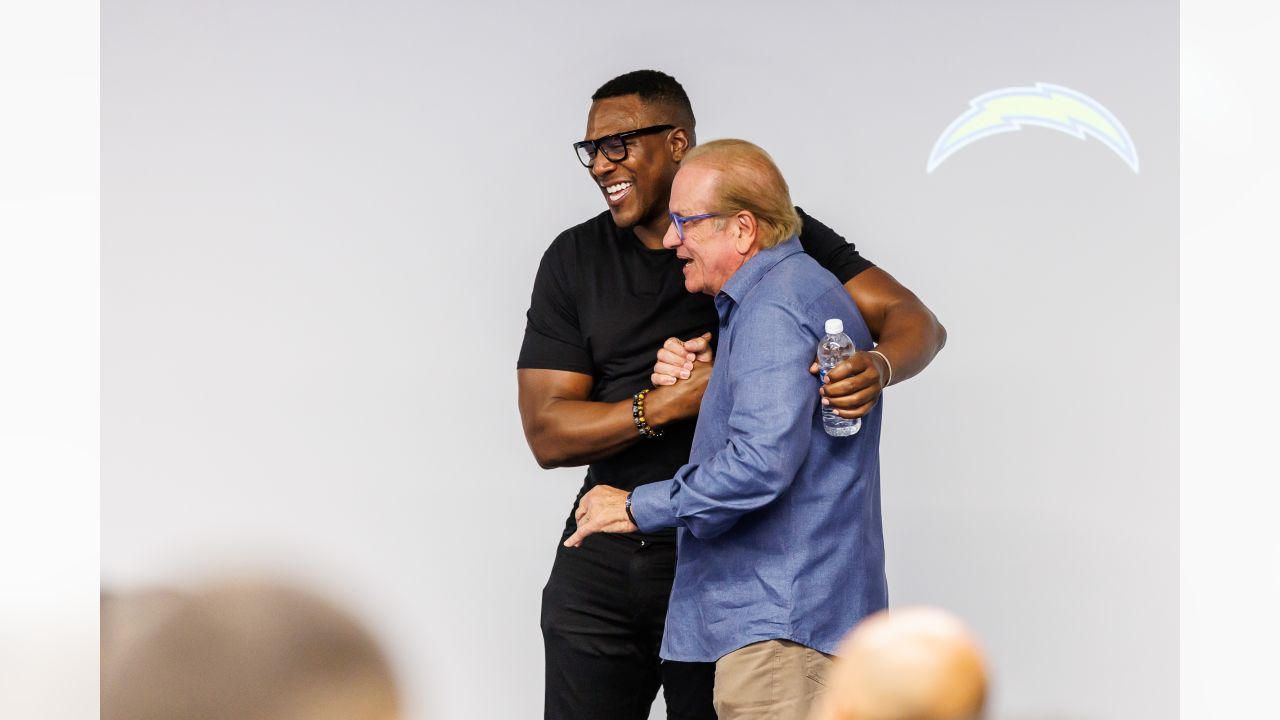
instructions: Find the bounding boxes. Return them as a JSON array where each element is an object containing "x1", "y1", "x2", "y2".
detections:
[{"x1": 632, "y1": 388, "x2": 664, "y2": 439}]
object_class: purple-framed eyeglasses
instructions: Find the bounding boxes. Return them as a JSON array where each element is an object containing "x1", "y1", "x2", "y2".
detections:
[{"x1": 669, "y1": 211, "x2": 723, "y2": 241}]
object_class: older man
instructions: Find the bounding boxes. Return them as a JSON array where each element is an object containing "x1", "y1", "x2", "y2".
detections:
[{"x1": 567, "y1": 139, "x2": 889, "y2": 720}]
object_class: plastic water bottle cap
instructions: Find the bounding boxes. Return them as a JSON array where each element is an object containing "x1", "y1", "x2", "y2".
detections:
[{"x1": 825, "y1": 318, "x2": 844, "y2": 335}]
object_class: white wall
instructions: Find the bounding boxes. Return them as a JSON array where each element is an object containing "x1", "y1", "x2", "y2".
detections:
[{"x1": 102, "y1": 2, "x2": 1177, "y2": 718}]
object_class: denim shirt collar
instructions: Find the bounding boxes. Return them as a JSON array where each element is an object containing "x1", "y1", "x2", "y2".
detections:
[{"x1": 714, "y1": 236, "x2": 803, "y2": 317}]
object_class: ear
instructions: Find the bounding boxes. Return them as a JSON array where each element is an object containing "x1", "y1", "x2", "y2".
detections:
[
  {"x1": 669, "y1": 127, "x2": 692, "y2": 162},
  {"x1": 733, "y1": 212, "x2": 758, "y2": 254}
]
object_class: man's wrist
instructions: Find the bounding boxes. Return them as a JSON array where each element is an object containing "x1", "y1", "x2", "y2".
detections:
[
  {"x1": 863, "y1": 348, "x2": 892, "y2": 389},
  {"x1": 628, "y1": 480, "x2": 679, "y2": 531},
  {"x1": 624, "y1": 492, "x2": 637, "y2": 526},
  {"x1": 640, "y1": 386, "x2": 672, "y2": 427},
  {"x1": 632, "y1": 389, "x2": 664, "y2": 438}
]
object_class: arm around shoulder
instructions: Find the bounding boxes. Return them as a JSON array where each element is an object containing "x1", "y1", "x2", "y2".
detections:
[{"x1": 843, "y1": 267, "x2": 947, "y2": 385}]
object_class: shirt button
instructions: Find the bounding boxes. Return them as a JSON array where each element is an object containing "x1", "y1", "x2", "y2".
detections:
[{"x1": 640, "y1": 540, "x2": 647, "y2": 547}]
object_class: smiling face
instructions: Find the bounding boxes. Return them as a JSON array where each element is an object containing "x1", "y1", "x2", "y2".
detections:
[
  {"x1": 583, "y1": 94, "x2": 686, "y2": 235},
  {"x1": 662, "y1": 162, "x2": 754, "y2": 296}
]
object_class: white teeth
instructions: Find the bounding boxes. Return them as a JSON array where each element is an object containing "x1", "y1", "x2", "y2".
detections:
[{"x1": 606, "y1": 182, "x2": 632, "y2": 193}]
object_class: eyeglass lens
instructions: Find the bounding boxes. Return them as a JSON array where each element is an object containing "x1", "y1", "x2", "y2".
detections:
[{"x1": 577, "y1": 135, "x2": 628, "y2": 165}]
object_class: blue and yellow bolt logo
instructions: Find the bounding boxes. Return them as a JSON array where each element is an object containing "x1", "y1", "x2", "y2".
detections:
[{"x1": 927, "y1": 82, "x2": 1139, "y2": 174}]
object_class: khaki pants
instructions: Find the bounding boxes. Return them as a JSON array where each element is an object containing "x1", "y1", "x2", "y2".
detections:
[{"x1": 713, "y1": 639, "x2": 833, "y2": 720}]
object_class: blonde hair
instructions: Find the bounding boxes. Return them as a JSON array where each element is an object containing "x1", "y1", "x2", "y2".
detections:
[{"x1": 682, "y1": 139, "x2": 802, "y2": 249}]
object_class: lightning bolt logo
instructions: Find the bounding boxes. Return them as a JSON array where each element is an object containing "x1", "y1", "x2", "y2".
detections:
[{"x1": 926, "y1": 82, "x2": 1139, "y2": 174}]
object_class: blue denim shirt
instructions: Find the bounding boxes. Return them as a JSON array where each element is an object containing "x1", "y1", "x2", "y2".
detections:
[{"x1": 629, "y1": 237, "x2": 888, "y2": 662}]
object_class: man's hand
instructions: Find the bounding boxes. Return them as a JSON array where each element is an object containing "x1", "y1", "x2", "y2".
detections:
[
  {"x1": 564, "y1": 485, "x2": 637, "y2": 547},
  {"x1": 809, "y1": 351, "x2": 890, "y2": 419},
  {"x1": 644, "y1": 332, "x2": 714, "y2": 426},
  {"x1": 652, "y1": 332, "x2": 714, "y2": 386}
]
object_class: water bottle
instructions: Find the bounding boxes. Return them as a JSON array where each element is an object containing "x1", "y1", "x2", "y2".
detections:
[{"x1": 818, "y1": 318, "x2": 861, "y2": 437}]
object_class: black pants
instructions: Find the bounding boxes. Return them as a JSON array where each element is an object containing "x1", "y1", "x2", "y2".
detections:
[{"x1": 541, "y1": 531, "x2": 716, "y2": 720}]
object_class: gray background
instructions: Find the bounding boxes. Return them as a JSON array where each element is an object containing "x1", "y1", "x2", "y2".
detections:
[{"x1": 102, "y1": 1, "x2": 1177, "y2": 718}]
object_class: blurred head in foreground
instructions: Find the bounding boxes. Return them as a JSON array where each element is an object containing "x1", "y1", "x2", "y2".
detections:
[
  {"x1": 812, "y1": 606, "x2": 987, "y2": 720},
  {"x1": 102, "y1": 581, "x2": 400, "y2": 720}
]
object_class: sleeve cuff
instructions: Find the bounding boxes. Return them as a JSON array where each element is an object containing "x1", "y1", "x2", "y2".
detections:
[{"x1": 630, "y1": 480, "x2": 679, "y2": 532}]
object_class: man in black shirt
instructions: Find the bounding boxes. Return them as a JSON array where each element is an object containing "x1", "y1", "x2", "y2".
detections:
[{"x1": 518, "y1": 70, "x2": 947, "y2": 720}]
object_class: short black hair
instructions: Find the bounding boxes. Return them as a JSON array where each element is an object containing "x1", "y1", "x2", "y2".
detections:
[{"x1": 592, "y1": 69, "x2": 696, "y2": 131}]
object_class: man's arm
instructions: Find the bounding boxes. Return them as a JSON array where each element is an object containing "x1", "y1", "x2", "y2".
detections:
[
  {"x1": 846, "y1": 266, "x2": 947, "y2": 385},
  {"x1": 819, "y1": 267, "x2": 948, "y2": 419},
  {"x1": 794, "y1": 210, "x2": 947, "y2": 417},
  {"x1": 518, "y1": 233, "x2": 713, "y2": 468},
  {"x1": 517, "y1": 363, "x2": 710, "y2": 469}
]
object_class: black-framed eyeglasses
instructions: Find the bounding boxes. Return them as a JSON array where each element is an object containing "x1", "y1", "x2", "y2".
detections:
[
  {"x1": 669, "y1": 211, "x2": 723, "y2": 241},
  {"x1": 573, "y1": 125, "x2": 675, "y2": 167}
]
